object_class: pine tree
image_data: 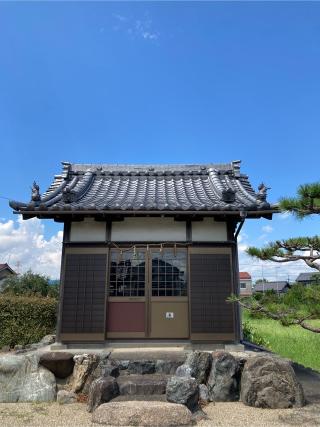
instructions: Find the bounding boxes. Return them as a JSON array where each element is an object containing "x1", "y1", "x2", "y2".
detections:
[{"x1": 230, "y1": 182, "x2": 320, "y2": 334}]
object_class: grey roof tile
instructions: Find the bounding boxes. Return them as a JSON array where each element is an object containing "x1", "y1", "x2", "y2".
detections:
[
  {"x1": 9, "y1": 161, "x2": 273, "y2": 214},
  {"x1": 296, "y1": 272, "x2": 319, "y2": 282},
  {"x1": 254, "y1": 281, "x2": 290, "y2": 292}
]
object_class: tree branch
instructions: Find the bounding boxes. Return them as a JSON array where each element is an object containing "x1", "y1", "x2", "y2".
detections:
[{"x1": 231, "y1": 297, "x2": 320, "y2": 333}]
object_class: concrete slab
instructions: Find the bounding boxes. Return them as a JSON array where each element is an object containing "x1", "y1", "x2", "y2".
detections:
[
  {"x1": 110, "y1": 349, "x2": 187, "y2": 361},
  {"x1": 224, "y1": 343, "x2": 245, "y2": 352},
  {"x1": 50, "y1": 341, "x2": 243, "y2": 353}
]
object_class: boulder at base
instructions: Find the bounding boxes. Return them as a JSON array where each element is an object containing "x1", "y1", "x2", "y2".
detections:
[
  {"x1": 92, "y1": 401, "x2": 193, "y2": 426},
  {"x1": 241, "y1": 355, "x2": 305, "y2": 409},
  {"x1": 0, "y1": 353, "x2": 56, "y2": 403},
  {"x1": 183, "y1": 351, "x2": 212, "y2": 384},
  {"x1": 166, "y1": 375, "x2": 199, "y2": 412},
  {"x1": 82, "y1": 354, "x2": 118, "y2": 395},
  {"x1": 72, "y1": 354, "x2": 99, "y2": 393},
  {"x1": 39, "y1": 334, "x2": 56, "y2": 346},
  {"x1": 199, "y1": 384, "x2": 209, "y2": 403},
  {"x1": 87, "y1": 376, "x2": 119, "y2": 413},
  {"x1": 39, "y1": 352, "x2": 75, "y2": 379},
  {"x1": 207, "y1": 351, "x2": 240, "y2": 402}
]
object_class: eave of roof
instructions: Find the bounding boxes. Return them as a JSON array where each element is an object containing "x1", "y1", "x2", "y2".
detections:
[
  {"x1": 9, "y1": 160, "x2": 275, "y2": 217},
  {"x1": 0, "y1": 264, "x2": 16, "y2": 274}
]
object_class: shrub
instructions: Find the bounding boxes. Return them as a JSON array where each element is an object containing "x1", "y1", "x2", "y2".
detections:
[
  {"x1": 242, "y1": 320, "x2": 270, "y2": 348},
  {"x1": 0, "y1": 295, "x2": 58, "y2": 348},
  {"x1": 2, "y1": 270, "x2": 60, "y2": 298}
]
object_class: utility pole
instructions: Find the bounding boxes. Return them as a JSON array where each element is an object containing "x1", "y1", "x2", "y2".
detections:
[
  {"x1": 275, "y1": 266, "x2": 280, "y2": 294},
  {"x1": 261, "y1": 264, "x2": 265, "y2": 293},
  {"x1": 15, "y1": 260, "x2": 21, "y2": 275}
]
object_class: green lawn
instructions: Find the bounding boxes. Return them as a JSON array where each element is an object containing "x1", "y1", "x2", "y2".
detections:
[{"x1": 242, "y1": 310, "x2": 320, "y2": 372}]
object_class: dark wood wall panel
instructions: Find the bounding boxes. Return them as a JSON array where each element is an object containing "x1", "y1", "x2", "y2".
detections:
[
  {"x1": 61, "y1": 254, "x2": 107, "y2": 334},
  {"x1": 190, "y1": 253, "x2": 234, "y2": 334}
]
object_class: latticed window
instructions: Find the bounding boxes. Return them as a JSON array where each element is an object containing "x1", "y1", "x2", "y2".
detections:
[
  {"x1": 109, "y1": 249, "x2": 145, "y2": 296},
  {"x1": 152, "y1": 249, "x2": 187, "y2": 296}
]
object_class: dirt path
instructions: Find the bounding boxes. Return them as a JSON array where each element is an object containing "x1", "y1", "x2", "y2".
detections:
[{"x1": 1, "y1": 401, "x2": 320, "y2": 427}]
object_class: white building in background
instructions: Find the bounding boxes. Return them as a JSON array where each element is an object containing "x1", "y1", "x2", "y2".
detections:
[
  {"x1": 239, "y1": 272, "x2": 252, "y2": 296},
  {"x1": 0, "y1": 263, "x2": 16, "y2": 291}
]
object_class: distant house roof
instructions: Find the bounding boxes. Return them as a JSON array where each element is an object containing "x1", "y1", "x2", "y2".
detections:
[
  {"x1": 0, "y1": 263, "x2": 16, "y2": 274},
  {"x1": 9, "y1": 161, "x2": 275, "y2": 219},
  {"x1": 296, "y1": 272, "x2": 319, "y2": 282},
  {"x1": 254, "y1": 281, "x2": 290, "y2": 292},
  {"x1": 239, "y1": 272, "x2": 251, "y2": 280}
]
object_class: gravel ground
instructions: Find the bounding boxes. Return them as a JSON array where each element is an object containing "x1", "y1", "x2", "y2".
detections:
[
  {"x1": 1, "y1": 401, "x2": 320, "y2": 427},
  {"x1": 198, "y1": 402, "x2": 320, "y2": 427}
]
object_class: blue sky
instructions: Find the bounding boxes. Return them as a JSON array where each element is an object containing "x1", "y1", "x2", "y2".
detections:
[{"x1": 0, "y1": 1, "x2": 319, "y2": 280}]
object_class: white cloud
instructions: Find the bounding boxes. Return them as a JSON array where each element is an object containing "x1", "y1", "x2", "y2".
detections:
[
  {"x1": 1, "y1": 216, "x2": 315, "y2": 285},
  {"x1": 113, "y1": 14, "x2": 127, "y2": 22},
  {"x1": 262, "y1": 225, "x2": 273, "y2": 233},
  {"x1": 112, "y1": 13, "x2": 160, "y2": 41},
  {"x1": 0, "y1": 218, "x2": 62, "y2": 279}
]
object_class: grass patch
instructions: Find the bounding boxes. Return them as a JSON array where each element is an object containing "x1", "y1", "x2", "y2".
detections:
[{"x1": 242, "y1": 310, "x2": 320, "y2": 372}]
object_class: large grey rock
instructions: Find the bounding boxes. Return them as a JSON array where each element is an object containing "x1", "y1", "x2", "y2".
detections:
[
  {"x1": 82, "y1": 353, "x2": 117, "y2": 394},
  {"x1": 166, "y1": 375, "x2": 199, "y2": 412},
  {"x1": 113, "y1": 360, "x2": 129, "y2": 371},
  {"x1": 57, "y1": 390, "x2": 77, "y2": 404},
  {"x1": 39, "y1": 352, "x2": 75, "y2": 379},
  {"x1": 127, "y1": 360, "x2": 155, "y2": 375},
  {"x1": 207, "y1": 351, "x2": 240, "y2": 402},
  {"x1": 40, "y1": 334, "x2": 56, "y2": 346},
  {"x1": 175, "y1": 364, "x2": 192, "y2": 378},
  {"x1": 199, "y1": 384, "x2": 209, "y2": 402},
  {"x1": 71, "y1": 353, "x2": 99, "y2": 393},
  {"x1": 176, "y1": 351, "x2": 212, "y2": 384},
  {"x1": 241, "y1": 355, "x2": 305, "y2": 408},
  {"x1": 155, "y1": 359, "x2": 184, "y2": 375},
  {"x1": 92, "y1": 401, "x2": 193, "y2": 426},
  {"x1": 117, "y1": 374, "x2": 169, "y2": 396},
  {"x1": 14, "y1": 345, "x2": 24, "y2": 352},
  {"x1": 0, "y1": 353, "x2": 56, "y2": 402},
  {"x1": 87, "y1": 376, "x2": 119, "y2": 413},
  {"x1": 19, "y1": 367, "x2": 56, "y2": 402}
]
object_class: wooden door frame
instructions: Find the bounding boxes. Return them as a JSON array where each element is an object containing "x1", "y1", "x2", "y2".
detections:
[
  {"x1": 106, "y1": 247, "x2": 148, "y2": 338},
  {"x1": 106, "y1": 245, "x2": 190, "y2": 339}
]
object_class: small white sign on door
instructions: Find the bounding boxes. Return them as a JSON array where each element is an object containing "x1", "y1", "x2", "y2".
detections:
[{"x1": 166, "y1": 312, "x2": 174, "y2": 319}]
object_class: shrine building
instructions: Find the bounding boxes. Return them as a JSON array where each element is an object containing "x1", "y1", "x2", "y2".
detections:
[{"x1": 10, "y1": 161, "x2": 273, "y2": 345}]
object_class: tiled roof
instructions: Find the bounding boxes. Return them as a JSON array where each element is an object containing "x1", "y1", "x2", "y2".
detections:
[
  {"x1": 239, "y1": 272, "x2": 251, "y2": 279},
  {"x1": 0, "y1": 264, "x2": 16, "y2": 274},
  {"x1": 254, "y1": 281, "x2": 290, "y2": 292},
  {"x1": 296, "y1": 272, "x2": 319, "y2": 282},
  {"x1": 9, "y1": 161, "x2": 273, "y2": 215}
]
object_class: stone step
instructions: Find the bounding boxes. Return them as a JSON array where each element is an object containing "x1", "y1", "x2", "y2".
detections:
[
  {"x1": 117, "y1": 374, "x2": 170, "y2": 396},
  {"x1": 116, "y1": 358, "x2": 183, "y2": 375},
  {"x1": 92, "y1": 401, "x2": 193, "y2": 427},
  {"x1": 112, "y1": 394, "x2": 167, "y2": 402}
]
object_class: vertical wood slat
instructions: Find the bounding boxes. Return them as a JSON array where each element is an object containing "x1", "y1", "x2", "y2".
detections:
[
  {"x1": 190, "y1": 253, "x2": 235, "y2": 334},
  {"x1": 61, "y1": 253, "x2": 107, "y2": 334}
]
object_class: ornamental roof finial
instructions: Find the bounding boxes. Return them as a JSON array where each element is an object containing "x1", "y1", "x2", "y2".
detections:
[
  {"x1": 257, "y1": 182, "x2": 270, "y2": 202},
  {"x1": 31, "y1": 181, "x2": 41, "y2": 202}
]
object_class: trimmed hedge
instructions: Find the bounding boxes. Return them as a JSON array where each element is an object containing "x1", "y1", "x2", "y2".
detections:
[{"x1": 0, "y1": 295, "x2": 58, "y2": 348}]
